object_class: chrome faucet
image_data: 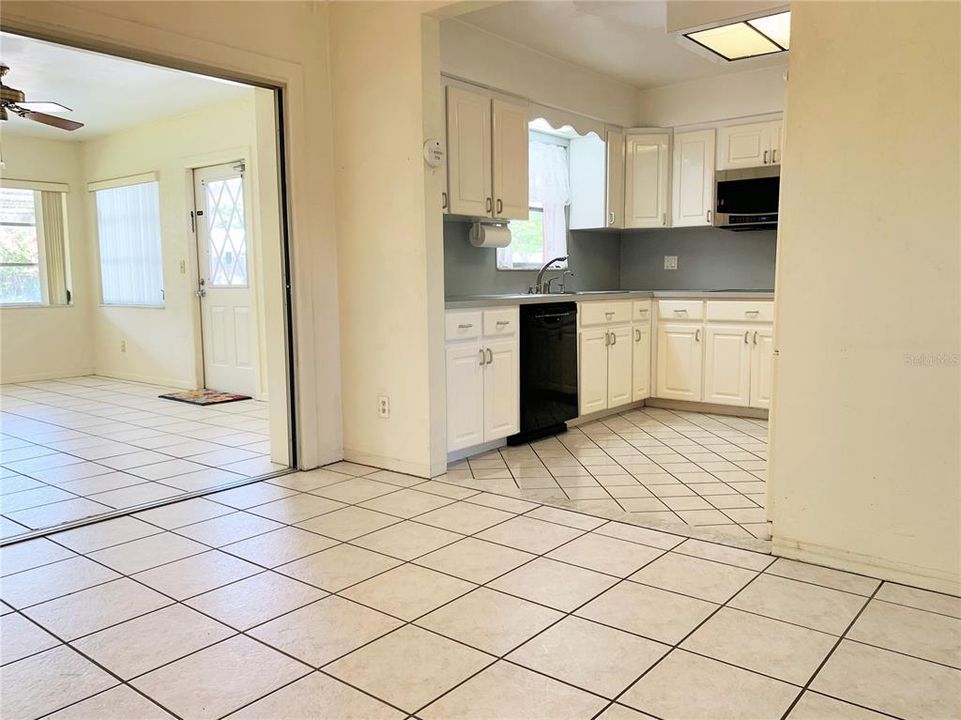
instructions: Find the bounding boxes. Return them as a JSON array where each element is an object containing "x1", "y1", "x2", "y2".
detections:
[{"x1": 531, "y1": 256, "x2": 569, "y2": 294}]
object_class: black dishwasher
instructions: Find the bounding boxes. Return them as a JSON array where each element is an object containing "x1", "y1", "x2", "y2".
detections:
[{"x1": 508, "y1": 302, "x2": 578, "y2": 445}]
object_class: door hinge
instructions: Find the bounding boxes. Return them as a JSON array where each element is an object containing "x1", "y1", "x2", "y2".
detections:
[{"x1": 190, "y1": 211, "x2": 196, "y2": 233}]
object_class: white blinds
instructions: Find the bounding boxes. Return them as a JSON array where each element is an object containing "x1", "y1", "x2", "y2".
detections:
[{"x1": 94, "y1": 181, "x2": 164, "y2": 306}]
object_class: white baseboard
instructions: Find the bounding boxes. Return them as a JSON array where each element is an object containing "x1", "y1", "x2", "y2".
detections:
[
  {"x1": 772, "y1": 534, "x2": 961, "y2": 597},
  {"x1": 0, "y1": 368, "x2": 95, "y2": 384},
  {"x1": 446, "y1": 438, "x2": 507, "y2": 465},
  {"x1": 343, "y1": 447, "x2": 432, "y2": 480},
  {"x1": 93, "y1": 370, "x2": 194, "y2": 390},
  {"x1": 645, "y1": 397, "x2": 769, "y2": 419}
]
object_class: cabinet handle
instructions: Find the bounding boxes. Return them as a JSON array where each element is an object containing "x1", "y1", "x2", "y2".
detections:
[
  {"x1": 495, "y1": 320, "x2": 509, "y2": 327},
  {"x1": 611, "y1": 332, "x2": 617, "y2": 346},
  {"x1": 706, "y1": 209, "x2": 712, "y2": 223},
  {"x1": 458, "y1": 323, "x2": 473, "y2": 329},
  {"x1": 753, "y1": 331, "x2": 758, "y2": 346},
  {"x1": 635, "y1": 328, "x2": 641, "y2": 342},
  {"x1": 486, "y1": 348, "x2": 493, "y2": 364},
  {"x1": 745, "y1": 310, "x2": 760, "y2": 316},
  {"x1": 744, "y1": 330, "x2": 750, "y2": 344},
  {"x1": 763, "y1": 150, "x2": 769, "y2": 164},
  {"x1": 478, "y1": 349, "x2": 485, "y2": 366},
  {"x1": 605, "y1": 311, "x2": 614, "y2": 319},
  {"x1": 662, "y1": 213, "x2": 667, "y2": 226},
  {"x1": 496, "y1": 198, "x2": 503, "y2": 214},
  {"x1": 442, "y1": 191, "x2": 448, "y2": 210},
  {"x1": 673, "y1": 309, "x2": 687, "y2": 315},
  {"x1": 608, "y1": 211, "x2": 615, "y2": 226},
  {"x1": 772, "y1": 149, "x2": 778, "y2": 164},
  {"x1": 486, "y1": 197, "x2": 492, "y2": 213},
  {"x1": 605, "y1": 331, "x2": 610, "y2": 346},
  {"x1": 695, "y1": 329, "x2": 701, "y2": 342}
]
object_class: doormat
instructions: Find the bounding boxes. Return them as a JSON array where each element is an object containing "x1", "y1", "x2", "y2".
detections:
[{"x1": 159, "y1": 389, "x2": 251, "y2": 406}]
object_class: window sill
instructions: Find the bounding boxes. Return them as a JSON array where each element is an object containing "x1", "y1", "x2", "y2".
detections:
[
  {"x1": 0, "y1": 303, "x2": 72, "y2": 309},
  {"x1": 99, "y1": 304, "x2": 166, "y2": 309}
]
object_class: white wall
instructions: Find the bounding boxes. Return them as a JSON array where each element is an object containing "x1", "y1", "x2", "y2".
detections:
[
  {"x1": 770, "y1": 1, "x2": 960, "y2": 594},
  {"x1": 637, "y1": 65, "x2": 786, "y2": 127},
  {"x1": 3, "y1": 0, "x2": 342, "y2": 468},
  {"x1": 81, "y1": 92, "x2": 262, "y2": 390},
  {"x1": 330, "y1": 2, "x2": 446, "y2": 478},
  {"x1": 0, "y1": 136, "x2": 95, "y2": 382},
  {"x1": 439, "y1": 17, "x2": 640, "y2": 127}
]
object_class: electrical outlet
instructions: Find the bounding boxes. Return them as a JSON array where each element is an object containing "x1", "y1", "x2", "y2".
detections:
[
  {"x1": 120, "y1": 339, "x2": 127, "y2": 353},
  {"x1": 664, "y1": 255, "x2": 678, "y2": 270},
  {"x1": 377, "y1": 395, "x2": 390, "y2": 419}
]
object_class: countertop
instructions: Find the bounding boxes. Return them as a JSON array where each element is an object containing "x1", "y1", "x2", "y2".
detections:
[{"x1": 445, "y1": 289, "x2": 775, "y2": 309}]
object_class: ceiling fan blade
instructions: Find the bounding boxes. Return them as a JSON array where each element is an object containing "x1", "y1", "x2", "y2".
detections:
[
  {"x1": 18, "y1": 101, "x2": 73, "y2": 113},
  {"x1": 21, "y1": 110, "x2": 84, "y2": 131}
]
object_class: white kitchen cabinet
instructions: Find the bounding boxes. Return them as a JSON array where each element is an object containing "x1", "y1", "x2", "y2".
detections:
[
  {"x1": 445, "y1": 85, "x2": 528, "y2": 221},
  {"x1": 625, "y1": 131, "x2": 671, "y2": 228},
  {"x1": 717, "y1": 120, "x2": 782, "y2": 170},
  {"x1": 446, "y1": 342, "x2": 485, "y2": 451},
  {"x1": 750, "y1": 325, "x2": 775, "y2": 409},
  {"x1": 632, "y1": 323, "x2": 651, "y2": 402},
  {"x1": 446, "y1": 85, "x2": 492, "y2": 217},
  {"x1": 483, "y1": 338, "x2": 519, "y2": 439},
  {"x1": 491, "y1": 98, "x2": 529, "y2": 220},
  {"x1": 578, "y1": 327, "x2": 609, "y2": 416},
  {"x1": 672, "y1": 128, "x2": 716, "y2": 227},
  {"x1": 568, "y1": 128, "x2": 626, "y2": 230},
  {"x1": 607, "y1": 325, "x2": 633, "y2": 408},
  {"x1": 606, "y1": 130, "x2": 626, "y2": 228},
  {"x1": 656, "y1": 322, "x2": 703, "y2": 401},
  {"x1": 446, "y1": 307, "x2": 519, "y2": 452},
  {"x1": 703, "y1": 325, "x2": 752, "y2": 406}
]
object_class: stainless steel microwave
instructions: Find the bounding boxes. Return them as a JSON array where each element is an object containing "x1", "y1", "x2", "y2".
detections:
[{"x1": 713, "y1": 166, "x2": 780, "y2": 229}]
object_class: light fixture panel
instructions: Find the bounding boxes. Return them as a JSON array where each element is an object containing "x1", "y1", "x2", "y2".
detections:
[
  {"x1": 749, "y1": 11, "x2": 791, "y2": 50},
  {"x1": 686, "y1": 22, "x2": 781, "y2": 61}
]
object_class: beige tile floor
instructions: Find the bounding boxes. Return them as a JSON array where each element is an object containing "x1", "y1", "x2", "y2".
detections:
[
  {"x1": 448, "y1": 407, "x2": 771, "y2": 542},
  {"x1": 1, "y1": 463, "x2": 959, "y2": 719},
  {"x1": 0, "y1": 377, "x2": 284, "y2": 539}
]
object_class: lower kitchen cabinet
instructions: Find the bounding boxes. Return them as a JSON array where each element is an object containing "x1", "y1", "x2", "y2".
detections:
[
  {"x1": 656, "y1": 323, "x2": 703, "y2": 401},
  {"x1": 579, "y1": 327, "x2": 609, "y2": 415},
  {"x1": 632, "y1": 323, "x2": 651, "y2": 401},
  {"x1": 749, "y1": 325, "x2": 775, "y2": 409},
  {"x1": 607, "y1": 325, "x2": 633, "y2": 407},
  {"x1": 446, "y1": 307, "x2": 519, "y2": 452},
  {"x1": 703, "y1": 325, "x2": 752, "y2": 406}
]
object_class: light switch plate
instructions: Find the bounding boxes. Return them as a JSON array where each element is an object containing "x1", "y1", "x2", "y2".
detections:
[{"x1": 664, "y1": 255, "x2": 678, "y2": 270}]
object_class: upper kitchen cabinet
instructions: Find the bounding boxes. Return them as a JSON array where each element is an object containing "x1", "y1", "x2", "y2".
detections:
[
  {"x1": 717, "y1": 119, "x2": 783, "y2": 170},
  {"x1": 624, "y1": 131, "x2": 671, "y2": 228},
  {"x1": 445, "y1": 84, "x2": 529, "y2": 220},
  {"x1": 671, "y1": 128, "x2": 716, "y2": 227},
  {"x1": 568, "y1": 129, "x2": 625, "y2": 230}
]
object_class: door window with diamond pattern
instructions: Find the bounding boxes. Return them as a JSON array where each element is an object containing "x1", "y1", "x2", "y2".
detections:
[{"x1": 203, "y1": 175, "x2": 248, "y2": 287}]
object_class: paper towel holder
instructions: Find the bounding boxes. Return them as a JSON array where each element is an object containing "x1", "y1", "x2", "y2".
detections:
[{"x1": 470, "y1": 221, "x2": 510, "y2": 248}]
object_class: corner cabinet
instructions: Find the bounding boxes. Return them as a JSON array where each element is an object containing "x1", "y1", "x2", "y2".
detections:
[
  {"x1": 624, "y1": 131, "x2": 671, "y2": 228},
  {"x1": 445, "y1": 307, "x2": 519, "y2": 452},
  {"x1": 671, "y1": 128, "x2": 716, "y2": 227},
  {"x1": 445, "y1": 84, "x2": 528, "y2": 220},
  {"x1": 717, "y1": 120, "x2": 783, "y2": 170}
]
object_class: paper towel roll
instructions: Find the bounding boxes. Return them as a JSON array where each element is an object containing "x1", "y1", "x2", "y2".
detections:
[{"x1": 469, "y1": 222, "x2": 512, "y2": 248}]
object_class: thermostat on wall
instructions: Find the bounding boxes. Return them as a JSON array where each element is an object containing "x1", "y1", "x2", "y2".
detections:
[{"x1": 423, "y1": 138, "x2": 444, "y2": 168}]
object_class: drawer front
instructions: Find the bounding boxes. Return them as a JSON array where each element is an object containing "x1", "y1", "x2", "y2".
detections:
[
  {"x1": 446, "y1": 310, "x2": 482, "y2": 341},
  {"x1": 580, "y1": 300, "x2": 632, "y2": 326},
  {"x1": 632, "y1": 300, "x2": 652, "y2": 323},
  {"x1": 483, "y1": 307, "x2": 518, "y2": 337},
  {"x1": 658, "y1": 300, "x2": 704, "y2": 320},
  {"x1": 706, "y1": 300, "x2": 774, "y2": 323}
]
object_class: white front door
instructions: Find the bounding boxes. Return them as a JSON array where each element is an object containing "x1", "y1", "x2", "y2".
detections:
[{"x1": 194, "y1": 162, "x2": 258, "y2": 396}]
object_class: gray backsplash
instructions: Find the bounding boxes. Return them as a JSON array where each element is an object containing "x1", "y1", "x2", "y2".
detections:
[
  {"x1": 444, "y1": 219, "x2": 620, "y2": 296},
  {"x1": 443, "y1": 220, "x2": 776, "y2": 296},
  {"x1": 619, "y1": 227, "x2": 776, "y2": 291}
]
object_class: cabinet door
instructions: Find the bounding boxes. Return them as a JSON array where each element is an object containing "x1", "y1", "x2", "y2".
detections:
[
  {"x1": 607, "y1": 325, "x2": 633, "y2": 408},
  {"x1": 491, "y1": 97, "x2": 529, "y2": 220},
  {"x1": 655, "y1": 323, "x2": 703, "y2": 401},
  {"x1": 703, "y1": 325, "x2": 752, "y2": 407},
  {"x1": 446, "y1": 342, "x2": 485, "y2": 451},
  {"x1": 632, "y1": 323, "x2": 651, "y2": 402},
  {"x1": 750, "y1": 326, "x2": 775, "y2": 409},
  {"x1": 718, "y1": 121, "x2": 770, "y2": 169},
  {"x1": 446, "y1": 85, "x2": 492, "y2": 217},
  {"x1": 606, "y1": 130, "x2": 625, "y2": 228},
  {"x1": 625, "y1": 132, "x2": 670, "y2": 228},
  {"x1": 483, "y1": 338, "x2": 519, "y2": 441},
  {"x1": 672, "y1": 128, "x2": 715, "y2": 227},
  {"x1": 769, "y1": 120, "x2": 783, "y2": 166},
  {"x1": 579, "y1": 328, "x2": 609, "y2": 415}
]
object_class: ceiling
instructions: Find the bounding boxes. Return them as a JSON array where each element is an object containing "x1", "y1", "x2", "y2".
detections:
[
  {"x1": 455, "y1": 1, "x2": 788, "y2": 89},
  {"x1": 0, "y1": 32, "x2": 252, "y2": 141}
]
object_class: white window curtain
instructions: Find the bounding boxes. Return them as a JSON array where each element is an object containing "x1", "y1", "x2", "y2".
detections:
[
  {"x1": 40, "y1": 191, "x2": 69, "y2": 305},
  {"x1": 497, "y1": 139, "x2": 570, "y2": 269},
  {"x1": 95, "y1": 181, "x2": 164, "y2": 306}
]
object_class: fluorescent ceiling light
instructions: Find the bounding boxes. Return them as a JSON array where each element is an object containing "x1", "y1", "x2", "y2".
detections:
[
  {"x1": 748, "y1": 11, "x2": 791, "y2": 50},
  {"x1": 685, "y1": 10, "x2": 791, "y2": 61}
]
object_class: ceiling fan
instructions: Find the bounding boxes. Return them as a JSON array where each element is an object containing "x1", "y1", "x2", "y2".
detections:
[{"x1": 0, "y1": 64, "x2": 84, "y2": 131}]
